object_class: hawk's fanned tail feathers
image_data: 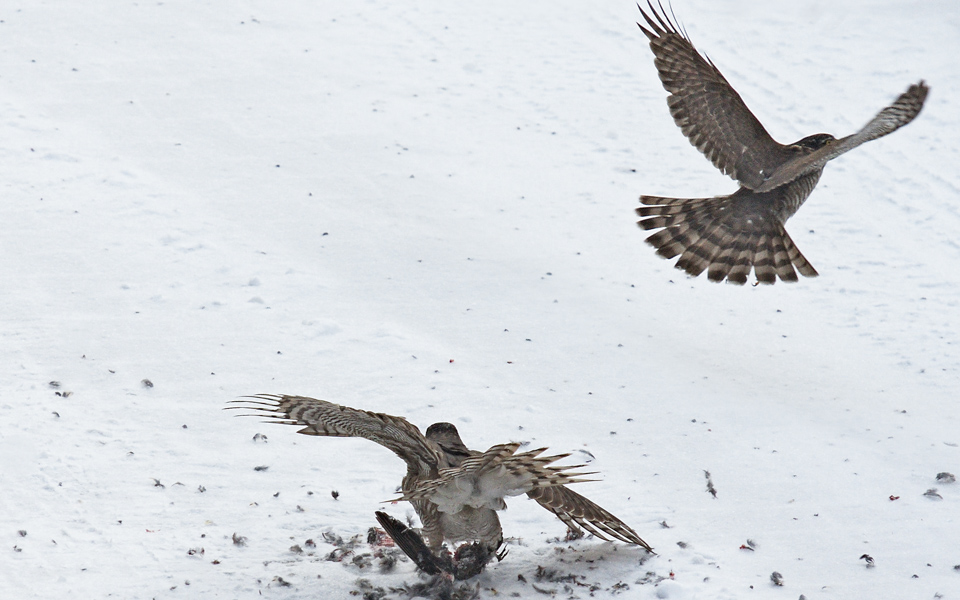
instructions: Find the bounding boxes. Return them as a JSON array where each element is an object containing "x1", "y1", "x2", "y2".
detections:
[
  {"x1": 638, "y1": 194, "x2": 818, "y2": 285},
  {"x1": 395, "y1": 444, "x2": 598, "y2": 512}
]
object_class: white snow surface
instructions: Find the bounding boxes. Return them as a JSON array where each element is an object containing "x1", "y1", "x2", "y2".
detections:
[{"x1": 2, "y1": 1, "x2": 959, "y2": 598}]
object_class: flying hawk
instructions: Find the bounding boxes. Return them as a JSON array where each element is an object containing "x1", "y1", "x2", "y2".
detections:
[
  {"x1": 636, "y1": 2, "x2": 928, "y2": 284},
  {"x1": 229, "y1": 394, "x2": 652, "y2": 579}
]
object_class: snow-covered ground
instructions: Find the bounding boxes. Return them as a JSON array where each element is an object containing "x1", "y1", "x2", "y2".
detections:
[{"x1": 2, "y1": 1, "x2": 958, "y2": 598}]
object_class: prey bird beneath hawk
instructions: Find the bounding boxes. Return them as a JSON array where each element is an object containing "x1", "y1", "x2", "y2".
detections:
[
  {"x1": 228, "y1": 394, "x2": 652, "y2": 580},
  {"x1": 636, "y1": 1, "x2": 928, "y2": 284}
]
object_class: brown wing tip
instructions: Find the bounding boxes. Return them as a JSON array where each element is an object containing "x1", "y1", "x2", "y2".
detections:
[
  {"x1": 636, "y1": 3, "x2": 659, "y2": 40},
  {"x1": 637, "y1": 0, "x2": 680, "y2": 41},
  {"x1": 911, "y1": 80, "x2": 929, "y2": 105},
  {"x1": 637, "y1": 0, "x2": 689, "y2": 42}
]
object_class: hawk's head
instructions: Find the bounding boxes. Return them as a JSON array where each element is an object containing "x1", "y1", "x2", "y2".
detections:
[
  {"x1": 792, "y1": 133, "x2": 836, "y2": 151},
  {"x1": 426, "y1": 422, "x2": 472, "y2": 458}
]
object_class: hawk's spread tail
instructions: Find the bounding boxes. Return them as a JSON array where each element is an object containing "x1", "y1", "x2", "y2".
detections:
[{"x1": 637, "y1": 194, "x2": 818, "y2": 285}]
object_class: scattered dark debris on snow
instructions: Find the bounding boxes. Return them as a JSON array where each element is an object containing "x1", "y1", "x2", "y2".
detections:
[
  {"x1": 923, "y1": 488, "x2": 943, "y2": 500},
  {"x1": 274, "y1": 525, "x2": 663, "y2": 597},
  {"x1": 197, "y1": 485, "x2": 206, "y2": 493},
  {"x1": 860, "y1": 554, "x2": 875, "y2": 568},
  {"x1": 659, "y1": 520, "x2": 671, "y2": 529},
  {"x1": 322, "y1": 528, "x2": 407, "y2": 575},
  {"x1": 232, "y1": 533, "x2": 247, "y2": 547},
  {"x1": 141, "y1": 378, "x2": 153, "y2": 388},
  {"x1": 253, "y1": 465, "x2": 269, "y2": 472},
  {"x1": 676, "y1": 541, "x2": 688, "y2": 549},
  {"x1": 770, "y1": 571, "x2": 784, "y2": 586},
  {"x1": 187, "y1": 547, "x2": 205, "y2": 557},
  {"x1": 935, "y1": 472, "x2": 956, "y2": 484},
  {"x1": 153, "y1": 478, "x2": 165, "y2": 489},
  {"x1": 354, "y1": 578, "x2": 388, "y2": 600},
  {"x1": 535, "y1": 564, "x2": 580, "y2": 584},
  {"x1": 49, "y1": 380, "x2": 61, "y2": 388},
  {"x1": 332, "y1": 490, "x2": 340, "y2": 500},
  {"x1": 352, "y1": 552, "x2": 374, "y2": 570},
  {"x1": 532, "y1": 582, "x2": 555, "y2": 595},
  {"x1": 740, "y1": 539, "x2": 757, "y2": 551},
  {"x1": 378, "y1": 549, "x2": 398, "y2": 573},
  {"x1": 252, "y1": 433, "x2": 268, "y2": 443},
  {"x1": 578, "y1": 448, "x2": 596, "y2": 462},
  {"x1": 18, "y1": 530, "x2": 27, "y2": 537},
  {"x1": 704, "y1": 470, "x2": 717, "y2": 498},
  {"x1": 610, "y1": 581, "x2": 630, "y2": 594},
  {"x1": 359, "y1": 575, "x2": 480, "y2": 600},
  {"x1": 635, "y1": 571, "x2": 668, "y2": 586}
]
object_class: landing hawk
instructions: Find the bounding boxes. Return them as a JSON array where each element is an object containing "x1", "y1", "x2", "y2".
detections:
[
  {"x1": 229, "y1": 394, "x2": 652, "y2": 579},
  {"x1": 636, "y1": 1, "x2": 928, "y2": 284}
]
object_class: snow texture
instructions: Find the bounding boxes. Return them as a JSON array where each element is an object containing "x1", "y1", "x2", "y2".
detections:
[{"x1": 1, "y1": 1, "x2": 958, "y2": 598}]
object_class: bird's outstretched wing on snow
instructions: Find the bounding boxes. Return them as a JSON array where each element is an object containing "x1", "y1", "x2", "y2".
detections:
[
  {"x1": 527, "y1": 484, "x2": 654, "y2": 552},
  {"x1": 227, "y1": 394, "x2": 441, "y2": 475}
]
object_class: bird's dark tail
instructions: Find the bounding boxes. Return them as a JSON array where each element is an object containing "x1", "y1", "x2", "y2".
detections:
[
  {"x1": 637, "y1": 194, "x2": 818, "y2": 285},
  {"x1": 374, "y1": 511, "x2": 494, "y2": 580},
  {"x1": 374, "y1": 511, "x2": 449, "y2": 576}
]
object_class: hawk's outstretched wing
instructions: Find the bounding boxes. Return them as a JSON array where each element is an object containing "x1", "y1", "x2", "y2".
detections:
[
  {"x1": 638, "y1": 0, "x2": 792, "y2": 190},
  {"x1": 527, "y1": 485, "x2": 654, "y2": 552},
  {"x1": 755, "y1": 81, "x2": 929, "y2": 192},
  {"x1": 227, "y1": 394, "x2": 441, "y2": 475}
]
